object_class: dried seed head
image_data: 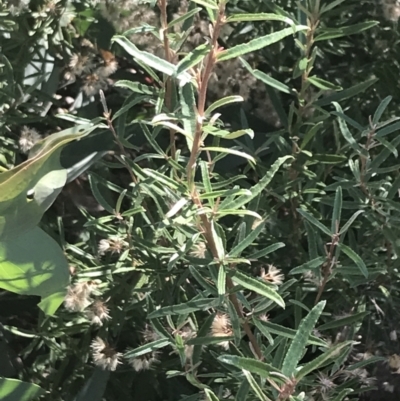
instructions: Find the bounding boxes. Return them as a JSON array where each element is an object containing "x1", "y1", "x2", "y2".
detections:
[
  {"x1": 190, "y1": 241, "x2": 207, "y2": 258},
  {"x1": 128, "y1": 350, "x2": 160, "y2": 372},
  {"x1": 69, "y1": 53, "x2": 94, "y2": 76},
  {"x1": 85, "y1": 300, "x2": 111, "y2": 326},
  {"x1": 316, "y1": 372, "x2": 336, "y2": 394},
  {"x1": 382, "y1": 0, "x2": 400, "y2": 21},
  {"x1": 82, "y1": 73, "x2": 107, "y2": 96},
  {"x1": 19, "y1": 126, "x2": 41, "y2": 153},
  {"x1": 64, "y1": 281, "x2": 95, "y2": 312},
  {"x1": 211, "y1": 314, "x2": 233, "y2": 350},
  {"x1": 179, "y1": 326, "x2": 197, "y2": 361},
  {"x1": 91, "y1": 337, "x2": 122, "y2": 371},
  {"x1": 260, "y1": 264, "x2": 284, "y2": 285},
  {"x1": 98, "y1": 237, "x2": 126, "y2": 256}
]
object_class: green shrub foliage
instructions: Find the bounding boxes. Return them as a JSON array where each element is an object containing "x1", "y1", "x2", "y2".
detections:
[{"x1": 1, "y1": 0, "x2": 400, "y2": 400}]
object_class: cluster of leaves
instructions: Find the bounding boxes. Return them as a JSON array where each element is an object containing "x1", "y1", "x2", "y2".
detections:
[{"x1": 3, "y1": 0, "x2": 400, "y2": 400}]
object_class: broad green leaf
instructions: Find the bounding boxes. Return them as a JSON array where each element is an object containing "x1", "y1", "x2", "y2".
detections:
[
  {"x1": 297, "y1": 208, "x2": 332, "y2": 236},
  {"x1": 338, "y1": 244, "x2": 368, "y2": 278},
  {"x1": 295, "y1": 341, "x2": 352, "y2": 380},
  {"x1": 314, "y1": 21, "x2": 378, "y2": 41},
  {"x1": 254, "y1": 319, "x2": 327, "y2": 347},
  {"x1": 289, "y1": 257, "x2": 326, "y2": 275},
  {"x1": 333, "y1": 102, "x2": 362, "y2": 153},
  {"x1": 227, "y1": 13, "x2": 294, "y2": 24},
  {"x1": 191, "y1": 0, "x2": 218, "y2": 9},
  {"x1": 373, "y1": 96, "x2": 392, "y2": 124},
  {"x1": 0, "y1": 227, "x2": 69, "y2": 315},
  {"x1": 73, "y1": 368, "x2": 110, "y2": 401},
  {"x1": 242, "y1": 370, "x2": 272, "y2": 401},
  {"x1": 218, "y1": 355, "x2": 277, "y2": 378},
  {"x1": 202, "y1": 147, "x2": 255, "y2": 162},
  {"x1": 0, "y1": 124, "x2": 97, "y2": 240},
  {"x1": 281, "y1": 301, "x2": 326, "y2": 377},
  {"x1": 228, "y1": 220, "x2": 266, "y2": 257},
  {"x1": 0, "y1": 378, "x2": 45, "y2": 401},
  {"x1": 231, "y1": 270, "x2": 285, "y2": 308},
  {"x1": 176, "y1": 44, "x2": 210, "y2": 75},
  {"x1": 331, "y1": 186, "x2": 342, "y2": 233},
  {"x1": 240, "y1": 58, "x2": 291, "y2": 94},
  {"x1": 308, "y1": 76, "x2": 342, "y2": 91},
  {"x1": 205, "y1": 95, "x2": 244, "y2": 116},
  {"x1": 315, "y1": 78, "x2": 378, "y2": 107},
  {"x1": 220, "y1": 156, "x2": 292, "y2": 210},
  {"x1": 217, "y1": 25, "x2": 308, "y2": 61},
  {"x1": 147, "y1": 297, "x2": 220, "y2": 318},
  {"x1": 124, "y1": 338, "x2": 171, "y2": 358},
  {"x1": 317, "y1": 312, "x2": 369, "y2": 331}
]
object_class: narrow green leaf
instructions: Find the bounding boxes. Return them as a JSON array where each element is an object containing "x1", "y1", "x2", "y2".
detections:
[
  {"x1": 315, "y1": 78, "x2": 378, "y2": 107},
  {"x1": 295, "y1": 341, "x2": 353, "y2": 380},
  {"x1": 338, "y1": 244, "x2": 368, "y2": 278},
  {"x1": 179, "y1": 82, "x2": 197, "y2": 150},
  {"x1": 235, "y1": 380, "x2": 250, "y2": 401},
  {"x1": 373, "y1": 96, "x2": 392, "y2": 124},
  {"x1": 231, "y1": 270, "x2": 285, "y2": 308},
  {"x1": 376, "y1": 120, "x2": 400, "y2": 138},
  {"x1": 148, "y1": 297, "x2": 220, "y2": 318},
  {"x1": 289, "y1": 257, "x2": 326, "y2": 275},
  {"x1": 124, "y1": 339, "x2": 171, "y2": 359},
  {"x1": 113, "y1": 36, "x2": 178, "y2": 76},
  {"x1": 281, "y1": 301, "x2": 326, "y2": 377},
  {"x1": 115, "y1": 80, "x2": 158, "y2": 95},
  {"x1": 314, "y1": 21, "x2": 379, "y2": 41},
  {"x1": 228, "y1": 220, "x2": 266, "y2": 257},
  {"x1": 339, "y1": 210, "x2": 364, "y2": 235},
  {"x1": 254, "y1": 320, "x2": 327, "y2": 347},
  {"x1": 248, "y1": 242, "x2": 285, "y2": 260},
  {"x1": 176, "y1": 44, "x2": 210, "y2": 75},
  {"x1": 297, "y1": 208, "x2": 332, "y2": 236},
  {"x1": 242, "y1": 370, "x2": 272, "y2": 401},
  {"x1": 202, "y1": 147, "x2": 255, "y2": 162},
  {"x1": 220, "y1": 156, "x2": 292, "y2": 210},
  {"x1": 217, "y1": 25, "x2": 308, "y2": 61},
  {"x1": 217, "y1": 265, "x2": 226, "y2": 295},
  {"x1": 317, "y1": 312, "x2": 369, "y2": 331},
  {"x1": 73, "y1": 368, "x2": 109, "y2": 401},
  {"x1": 187, "y1": 336, "x2": 234, "y2": 345},
  {"x1": 331, "y1": 389, "x2": 354, "y2": 401},
  {"x1": 308, "y1": 76, "x2": 342, "y2": 91},
  {"x1": 191, "y1": 0, "x2": 218, "y2": 9},
  {"x1": 226, "y1": 13, "x2": 294, "y2": 23},
  {"x1": 320, "y1": 0, "x2": 346, "y2": 14},
  {"x1": 204, "y1": 389, "x2": 220, "y2": 401},
  {"x1": 227, "y1": 300, "x2": 241, "y2": 345},
  {"x1": 333, "y1": 102, "x2": 362, "y2": 153},
  {"x1": 0, "y1": 378, "x2": 45, "y2": 401},
  {"x1": 218, "y1": 355, "x2": 277, "y2": 378},
  {"x1": 224, "y1": 129, "x2": 254, "y2": 140},
  {"x1": 205, "y1": 95, "x2": 244, "y2": 116},
  {"x1": 88, "y1": 174, "x2": 114, "y2": 214},
  {"x1": 189, "y1": 266, "x2": 217, "y2": 294},
  {"x1": 168, "y1": 7, "x2": 201, "y2": 28},
  {"x1": 331, "y1": 186, "x2": 342, "y2": 233},
  {"x1": 240, "y1": 58, "x2": 291, "y2": 94}
]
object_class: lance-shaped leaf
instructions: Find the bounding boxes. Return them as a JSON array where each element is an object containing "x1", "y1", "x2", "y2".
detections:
[
  {"x1": 0, "y1": 124, "x2": 97, "y2": 240},
  {"x1": 228, "y1": 220, "x2": 266, "y2": 257},
  {"x1": 73, "y1": 368, "x2": 110, "y2": 401},
  {"x1": 281, "y1": 301, "x2": 326, "y2": 377},
  {"x1": 0, "y1": 378, "x2": 45, "y2": 401},
  {"x1": 217, "y1": 25, "x2": 308, "y2": 61},
  {"x1": 231, "y1": 270, "x2": 285, "y2": 308},
  {"x1": 219, "y1": 156, "x2": 292, "y2": 211},
  {"x1": 124, "y1": 338, "x2": 171, "y2": 359},
  {"x1": 0, "y1": 226, "x2": 70, "y2": 315},
  {"x1": 338, "y1": 244, "x2": 368, "y2": 278},
  {"x1": 218, "y1": 355, "x2": 278, "y2": 378},
  {"x1": 226, "y1": 13, "x2": 294, "y2": 24},
  {"x1": 176, "y1": 44, "x2": 210, "y2": 75},
  {"x1": 295, "y1": 341, "x2": 353, "y2": 380}
]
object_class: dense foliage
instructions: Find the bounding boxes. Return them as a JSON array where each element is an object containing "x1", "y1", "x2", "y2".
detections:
[{"x1": 2, "y1": 0, "x2": 400, "y2": 400}]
